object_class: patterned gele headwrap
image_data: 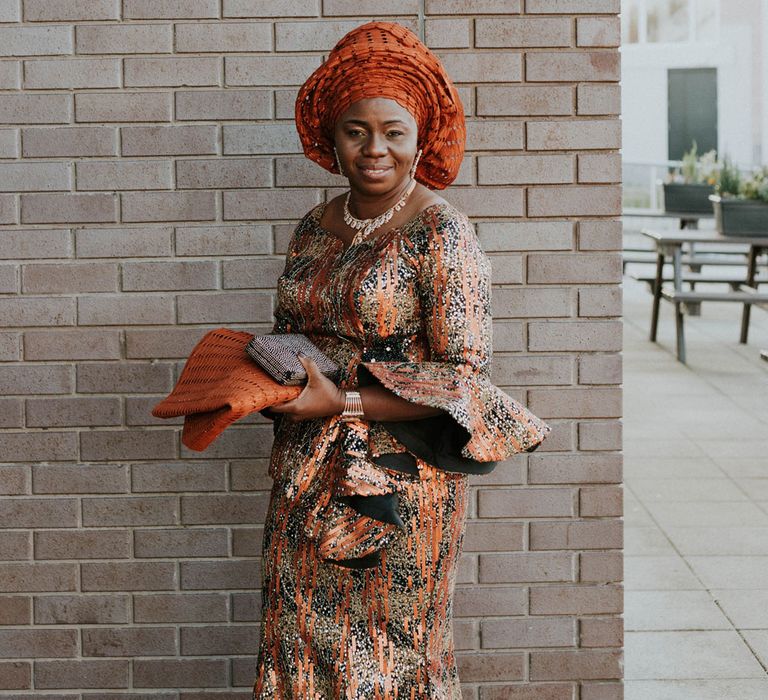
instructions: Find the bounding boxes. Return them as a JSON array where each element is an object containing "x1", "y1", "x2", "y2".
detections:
[{"x1": 295, "y1": 21, "x2": 466, "y2": 190}]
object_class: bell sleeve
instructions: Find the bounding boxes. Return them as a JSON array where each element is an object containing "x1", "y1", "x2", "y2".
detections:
[{"x1": 357, "y1": 212, "x2": 551, "y2": 470}]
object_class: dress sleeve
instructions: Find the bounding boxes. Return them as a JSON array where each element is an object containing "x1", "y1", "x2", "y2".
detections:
[
  {"x1": 357, "y1": 211, "x2": 551, "y2": 465},
  {"x1": 269, "y1": 222, "x2": 305, "y2": 335}
]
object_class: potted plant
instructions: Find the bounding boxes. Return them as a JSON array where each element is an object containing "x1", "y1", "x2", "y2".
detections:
[
  {"x1": 663, "y1": 141, "x2": 718, "y2": 214},
  {"x1": 709, "y1": 158, "x2": 768, "y2": 237}
]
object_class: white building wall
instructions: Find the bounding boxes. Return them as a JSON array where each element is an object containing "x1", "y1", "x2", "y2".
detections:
[
  {"x1": 761, "y1": 0, "x2": 768, "y2": 162},
  {"x1": 621, "y1": 0, "x2": 762, "y2": 168}
]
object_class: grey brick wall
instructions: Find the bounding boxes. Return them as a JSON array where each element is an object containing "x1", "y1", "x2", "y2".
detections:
[{"x1": 0, "y1": 1, "x2": 623, "y2": 697}]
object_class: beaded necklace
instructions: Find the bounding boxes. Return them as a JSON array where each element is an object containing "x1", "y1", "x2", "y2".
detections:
[{"x1": 343, "y1": 178, "x2": 417, "y2": 246}]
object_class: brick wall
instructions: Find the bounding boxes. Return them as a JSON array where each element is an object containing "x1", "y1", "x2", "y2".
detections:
[{"x1": 0, "y1": 1, "x2": 623, "y2": 697}]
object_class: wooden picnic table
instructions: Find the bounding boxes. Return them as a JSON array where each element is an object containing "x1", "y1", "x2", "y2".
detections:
[
  {"x1": 640, "y1": 228, "x2": 768, "y2": 363},
  {"x1": 621, "y1": 211, "x2": 728, "y2": 272},
  {"x1": 623, "y1": 209, "x2": 713, "y2": 230}
]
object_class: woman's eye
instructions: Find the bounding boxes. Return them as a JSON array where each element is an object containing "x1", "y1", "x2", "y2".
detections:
[{"x1": 387, "y1": 131, "x2": 403, "y2": 137}]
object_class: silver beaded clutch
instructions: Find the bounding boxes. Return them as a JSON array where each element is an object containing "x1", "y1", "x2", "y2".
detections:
[{"x1": 245, "y1": 333, "x2": 340, "y2": 386}]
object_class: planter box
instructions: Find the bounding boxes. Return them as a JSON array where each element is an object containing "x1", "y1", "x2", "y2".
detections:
[
  {"x1": 710, "y1": 195, "x2": 768, "y2": 237},
  {"x1": 663, "y1": 183, "x2": 715, "y2": 214}
]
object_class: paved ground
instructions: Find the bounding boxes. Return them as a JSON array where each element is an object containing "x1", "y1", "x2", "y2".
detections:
[{"x1": 623, "y1": 221, "x2": 768, "y2": 699}]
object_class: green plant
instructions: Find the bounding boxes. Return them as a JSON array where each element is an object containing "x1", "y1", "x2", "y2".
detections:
[
  {"x1": 698, "y1": 149, "x2": 719, "y2": 185},
  {"x1": 669, "y1": 141, "x2": 719, "y2": 184},
  {"x1": 681, "y1": 141, "x2": 699, "y2": 183},
  {"x1": 715, "y1": 156, "x2": 742, "y2": 197},
  {"x1": 741, "y1": 167, "x2": 768, "y2": 203}
]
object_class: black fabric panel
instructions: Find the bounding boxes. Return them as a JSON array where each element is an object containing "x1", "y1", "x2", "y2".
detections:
[
  {"x1": 326, "y1": 551, "x2": 381, "y2": 569},
  {"x1": 373, "y1": 451, "x2": 420, "y2": 475},
  {"x1": 380, "y1": 413, "x2": 497, "y2": 474},
  {"x1": 338, "y1": 493, "x2": 405, "y2": 531},
  {"x1": 357, "y1": 364, "x2": 499, "y2": 474}
]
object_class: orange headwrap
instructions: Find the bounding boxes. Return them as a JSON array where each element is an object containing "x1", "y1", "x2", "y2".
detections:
[{"x1": 295, "y1": 21, "x2": 466, "y2": 190}]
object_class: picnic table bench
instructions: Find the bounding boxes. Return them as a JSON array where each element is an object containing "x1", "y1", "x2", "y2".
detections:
[
  {"x1": 640, "y1": 229, "x2": 768, "y2": 363},
  {"x1": 623, "y1": 209, "x2": 713, "y2": 230},
  {"x1": 621, "y1": 210, "x2": 745, "y2": 271},
  {"x1": 623, "y1": 250, "x2": 751, "y2": 271},
  {"x1": 629, "y1": 270, "x2": 767, "y2": 291},
  {"x1": 628, "y1": 270, "x2": 767, "y2": 315}
]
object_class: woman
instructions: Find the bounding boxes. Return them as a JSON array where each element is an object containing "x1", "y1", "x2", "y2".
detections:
[{"x1": 253, "y1": 22, "x2": 550, "y2": 699}]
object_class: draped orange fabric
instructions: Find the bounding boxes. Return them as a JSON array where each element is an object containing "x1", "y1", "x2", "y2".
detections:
[
  {"x1": 295, "y1": 21, "x2": 466, "y2": 190},
  {"x1": 150, "y1": 328, "x2": 301, "y2": 451}
]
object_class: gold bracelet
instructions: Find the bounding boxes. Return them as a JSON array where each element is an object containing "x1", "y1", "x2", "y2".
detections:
[{"x1": 340, "y1": 389, "x2": 364, "y2": 421}]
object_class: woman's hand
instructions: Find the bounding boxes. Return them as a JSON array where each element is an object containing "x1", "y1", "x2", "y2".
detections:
[{"x1": 269, "y1": 354, "x2": 346, "y2": 422}]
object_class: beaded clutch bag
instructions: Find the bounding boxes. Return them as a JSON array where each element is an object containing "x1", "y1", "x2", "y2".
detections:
[{"x1": 245, "y1": 333, "x2": 340, "y2": 386}]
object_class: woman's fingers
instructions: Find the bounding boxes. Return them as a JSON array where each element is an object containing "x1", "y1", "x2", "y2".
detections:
[
  {"x1": 297, "y1": 352, "x2": 319, "y2": 381},
  {"x1": 270, "y1": 399, "x2": 302, "y2": 422},
  {"x1": 271, "y1": 355, "x2": 331, "y2": 422}
]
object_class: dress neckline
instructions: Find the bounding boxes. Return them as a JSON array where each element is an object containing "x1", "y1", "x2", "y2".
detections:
[{"x1": 310, "y1": 200, "x2": 451, "y2": 253}]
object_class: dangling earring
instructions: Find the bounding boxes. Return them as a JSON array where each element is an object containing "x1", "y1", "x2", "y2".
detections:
[
  {"x1": 410, "y1": 148, "x2": 422, "y2": 180},
  {"x1": 333, "y1": 147, "x2": 346, "y2": 177}
]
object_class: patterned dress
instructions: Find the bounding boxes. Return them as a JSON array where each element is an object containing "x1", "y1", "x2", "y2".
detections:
[{"x1": 252, "y1": 201, "x2": 549, "y2": 699}]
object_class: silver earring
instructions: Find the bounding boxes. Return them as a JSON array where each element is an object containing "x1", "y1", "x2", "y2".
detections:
[
  {"x1": 410, "y1": 149, "x2": 422, "y2": 180},
  {"x1": 333, "y1": 147, "x2": 346, "y2": 177}
]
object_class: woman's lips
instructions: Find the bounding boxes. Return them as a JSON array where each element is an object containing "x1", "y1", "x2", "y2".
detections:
[{"x1": 357, "y1": 165, "x2": 393, "y2": 181}]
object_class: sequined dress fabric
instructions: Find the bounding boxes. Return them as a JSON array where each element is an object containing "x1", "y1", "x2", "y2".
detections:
[{"x1": 252, "y1": 201, "x2": 549, "y2": 699}]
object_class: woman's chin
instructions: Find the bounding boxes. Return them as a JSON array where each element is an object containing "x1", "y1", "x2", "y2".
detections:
[
  {"x1": 351, "y1": 172, "x2": 409, "y2": 197},
  {"x1": 354, "y1": 172, "x2": 395, "y2": 189}
]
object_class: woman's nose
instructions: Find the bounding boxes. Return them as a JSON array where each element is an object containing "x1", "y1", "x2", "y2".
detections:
[{"x1": 362, "y1": 133, "x2": 388, "y2": 156}]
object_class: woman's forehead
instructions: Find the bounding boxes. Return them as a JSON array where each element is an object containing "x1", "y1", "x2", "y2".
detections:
[{"x1": 339, "y1": 97, "x2": 418, "y2": 126}]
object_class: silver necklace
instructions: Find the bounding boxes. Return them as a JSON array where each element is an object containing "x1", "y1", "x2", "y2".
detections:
[{"x1": 343, "y1": 178, "x2": 417, "y2": 246}]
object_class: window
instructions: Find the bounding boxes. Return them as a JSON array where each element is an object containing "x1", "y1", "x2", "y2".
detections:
[{"x1": 622, "y1": 0, "x2": 720, "y2": 44}]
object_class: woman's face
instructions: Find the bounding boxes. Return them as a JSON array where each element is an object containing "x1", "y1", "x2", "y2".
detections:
[{"x1": 333, "y1": 97, "x2": 419, "y2": 198}]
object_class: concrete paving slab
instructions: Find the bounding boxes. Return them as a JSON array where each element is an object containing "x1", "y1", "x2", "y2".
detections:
[
  {"x1": 624, "y1": 556, "x2": 704, "y2": 591},
  {"x1": 693, "y1": 441, "x2": 768, "y2": 458},
  {"x1": 623, "y1": 439, "x2": 711, "y2": 459},
  {"x1": 624, "y1": 526, "x2": 678, "y2": 556},
  {"x1": 688, "y1": 556, "x2": 768, "y2": 589},
  {"x1": 726, "y1": 395, "x2": 768, "y2": 417},
  {"x1": 678, "y1": 420, "x2": 768, "y2": 440},
  {"x1": 624, "y1": 500, "x2": 657, "y2": 527},
  {"x1": 622, "y1": 426, "x2": 692, "y2": 443},
  {"x1": 625, "y1": 679, "x2": 768, "y2": 700},
  {"x1": 711, "y1": 590, "x2": 768, "y2": 628},
  {"x1": 711, "y1": 457, "x2": 768, "y2": 478},
  {"x1": 740, "y1": 630, "x2": 768, "y2": 668},
  {"x1": 625, "y1": 630, "x2": 766, "y2": 679},
  {"x1": 625, "y1": 590, "x2": 733, "y2": 630},
  {"x1": 623, "y1": 456, "x2": 725, "y2": 479},
  {"x1": 733, "y1": 478, "x2": 768, "y2": 500},
  {"x1": 643, "y1": 501, "x2": 768, "y2": 528},
  {"x1": 665, "y1": 527, "x2": 768, "y2": 556},
  {"x1": 626, "y1": 478, "x2": 750, "y2": 502}
]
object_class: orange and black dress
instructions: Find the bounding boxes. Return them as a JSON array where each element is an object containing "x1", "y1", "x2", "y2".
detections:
[{"x1": 252, "y1": 200, "x2": 550, "y2": 699}]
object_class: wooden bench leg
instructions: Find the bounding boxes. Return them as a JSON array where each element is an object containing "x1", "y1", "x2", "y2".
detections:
[
  {"x1": 740, "y1": 246, "x2": 759, "y2": 344},
  {"x1": 675, "y1": 301, "x2": 686, "y2": 363},
  {"x1": 650, "y1": 252, "x2": 664, "y2": 342},
  {"x1": 740, "y1": 303, "x2": 752, "y2": 344}
]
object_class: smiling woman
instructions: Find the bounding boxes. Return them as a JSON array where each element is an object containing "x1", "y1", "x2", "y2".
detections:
[
  {"x1": 251, "y1": 21, "x2": 550, "y2": 700},
  {"x1": 323, "y1": 98, "x2": 428, "y2": 250}
]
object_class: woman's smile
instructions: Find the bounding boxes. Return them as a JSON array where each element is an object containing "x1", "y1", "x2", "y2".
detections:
[{"x1": 357, "y1": 163, "x2": 394, "y2": 180}]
